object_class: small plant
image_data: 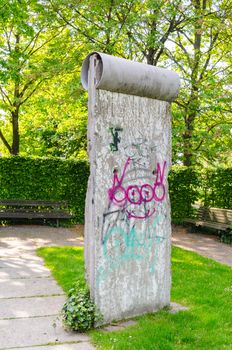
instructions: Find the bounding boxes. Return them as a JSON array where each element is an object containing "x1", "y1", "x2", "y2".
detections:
[{"x1": 62, "y1": 282, "x2": 102, "y2": 332}]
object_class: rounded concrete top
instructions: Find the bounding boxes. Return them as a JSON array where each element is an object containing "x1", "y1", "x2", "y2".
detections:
[{"x1": 81, "y1": 52, "x2": 180, "y2": 102}]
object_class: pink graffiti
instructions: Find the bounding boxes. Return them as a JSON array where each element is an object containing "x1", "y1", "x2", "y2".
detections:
[{"x1": 108, "y1": 157, "x2": 166, "y2": 219}]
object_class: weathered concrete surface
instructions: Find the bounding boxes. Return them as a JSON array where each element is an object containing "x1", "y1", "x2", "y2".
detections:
[
  {"x1": 85, "y1": 56, "x2": 173, "y2": 324},
  {"x1": 170, "y1": 302, "x2": 189, "y2": 314},
  {"x1": 0, "y1": 295, "x2": 65, "y2": 319},
  {"x1": 0, "y1": 316, "x2": 89, "y2": 349},
  {"x1": 0, "y1": 225, "x2": 95, "y2": 350},
  {"x1": 0, "y1": 265, "x2": 51, "y2": 278},
  {"x1": 0, "y1": 276, "x2": 64, "y2": 298},
  {"x1": 103, "y1": 320, "x2": 137, "y2": 332},
  {"x1": 0, "y1": 224, "x2": 84, "y2": 247},
  {"x1": 0, "y1": 256, "x2": 49, "y2": 270},
  {"x1": 19, "y1": 343, "x2": 96, "y2": 350},
  {"x1": 81, "y1": 52, "x2": 180, "y2": 101},
  {"x1": 172, "y1": 225, "x2": 232, "y2": 267}
]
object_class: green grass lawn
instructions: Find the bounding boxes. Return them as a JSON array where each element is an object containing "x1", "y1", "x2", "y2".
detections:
[{"x1": 37, "y1": 246, "x2": 232, "y2": 350}]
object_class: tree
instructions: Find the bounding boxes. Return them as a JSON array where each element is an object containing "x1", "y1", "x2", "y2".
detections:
[
  {"x1": 1, "y1": 0, "x2": 230, "y2": 166},
  {"x1": 49, "y1": 0, "x2": 186, "y2": 62},
  {"x1": 20, "y1": 71, "x2": 88, "y2": 158},
  {"x1": 51, "y1": 0, "x2": 232, "y2": 166},
  {"x1": 170, "y1": 0, "x2": 232, "y2": 166},
  {"x1": 0, "y1": 0, "x2": 68, "y2": 155}
]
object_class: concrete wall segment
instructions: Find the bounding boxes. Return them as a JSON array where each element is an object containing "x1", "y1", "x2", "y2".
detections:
[
  {"x1": 81, "y1": 52, "x2": 180, "y2": 102},
  {"x1": 83, "y1": 53, "x2": 178, "y2": 324}
]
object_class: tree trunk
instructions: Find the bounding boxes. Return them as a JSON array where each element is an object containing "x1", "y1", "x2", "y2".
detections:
[
  {"x1": 182, "y1": 0, "x2": 204, "y2": 166},
  {"x1": 11, "y1": 110, "x2": 20, "y2": 155},
  {"x1": 183, "y1": 114, "x2": 193, "y2": 166}
]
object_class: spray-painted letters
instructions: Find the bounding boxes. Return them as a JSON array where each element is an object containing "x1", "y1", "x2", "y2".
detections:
[
  {"x1": 108, "y1": 157, "x2": 166, "y2": 219},
  {"x1": 97, "y1": 214, "x2": 165, "y2": 285}
]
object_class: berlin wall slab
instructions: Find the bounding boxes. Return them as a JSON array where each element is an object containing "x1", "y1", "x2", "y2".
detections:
[{"x1": 82, "y1": 52, "x2": 180, "y2": 323}]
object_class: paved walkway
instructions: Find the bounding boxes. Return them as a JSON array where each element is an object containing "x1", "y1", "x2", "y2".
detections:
[
  {"x1": 172, "y1": 225, "x2": 232, "y2": 267},
  {"x1": 0, "y1": 225, "x2": 95, "y2": 350}
]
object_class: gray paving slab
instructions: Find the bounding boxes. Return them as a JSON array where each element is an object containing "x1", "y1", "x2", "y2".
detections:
[
  {"x1": 19, "y1": 343, "x2": 96, "y2": 350},
  {"x1": 0, "y1": 295, "x2": 66, "y2": 319},
  {"x1": 103, "y1": 320, "x2": 137, "y2": 332},
  {"x1": 0, "y1": 248, "x2": 36, "y2": 258},
  {"x1": 0, "y1": 251, "x2": 44, "y2": 259},
  {"x1": 0, "y1": 266, "x2": 50, "y2": 279},
  {"x1": 0, "y1": 225, "x2": 95, "y2": 349},
  {"x1": 0, "y1": 225, "x2": 84, "y2": 247},
  {"x1": 0, "y1": 255, "x2": 47, "y2": 265},
  {"x1": 0, "y1": 277, "x2": 64, "y2": 299},
  {"x1": 0, "y1": 258, "x2": 51, "y2": 278},
  {"x1": 170, "y1": 302, "x2": 189, "y2": 314},
  {"x1": 0, "y1": 239, "x2": 35, "y2": 252},
  {"x1": 0, "y1": 316, "x2": 90, "y2": 349}
]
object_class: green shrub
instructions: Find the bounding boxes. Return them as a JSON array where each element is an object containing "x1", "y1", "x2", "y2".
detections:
[
  {"x1": 169, "y1": 166, "x2": 201, "y2": 223},
  {"x1": 202, "y1": 167, "x2": 232, "y2": 209},
  {"x1": 0, "y1": 156, "x2": 89, "y2": 223},
  {"x1": 62, "y1": 282, "x2": 102, "y2": 331}
]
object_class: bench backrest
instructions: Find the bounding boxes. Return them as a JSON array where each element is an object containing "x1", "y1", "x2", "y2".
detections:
[
  {"x1": 198, "y1": 207, "x2": 232, "y2": 225},
  {"x1": 0, "y1": 200, "x2": 67, "y2": 208}
]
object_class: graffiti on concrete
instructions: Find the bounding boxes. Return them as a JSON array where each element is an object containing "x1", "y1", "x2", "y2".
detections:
[
  {"x1": 109, "y1": 127, "x2": 123, "y2": 152},
  {"x1": 108, "y1": 157, "x2": 166, "y2": 220},
  {"x1": 96, "y1": 211, "x2": 166, "y2": 285},
  {"x1": 96, "y1": 134, "x2": 168, "y2": 285}
]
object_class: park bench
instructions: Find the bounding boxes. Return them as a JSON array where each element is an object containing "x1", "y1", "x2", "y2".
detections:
[
  {"x1": 184, "y1": 206, "x2": 232, "y2": 239},
  {"x1": 0, "y1": 199, "x2": 72, "y2": 227}
]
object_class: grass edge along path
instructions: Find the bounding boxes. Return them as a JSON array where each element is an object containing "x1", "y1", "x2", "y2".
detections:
[{"x1": 37, "y1": 246, "x2": 232, "y2": 350}]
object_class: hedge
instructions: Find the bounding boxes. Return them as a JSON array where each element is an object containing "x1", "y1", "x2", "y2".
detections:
[
  {"x1": 0, "y1": 157, "x2": 231, "y2": 224},
  {"x1": 0, "y1": 156, "x2": 89, "y2": 224},
  {"x1": 201, "y1": 168, "x2": 232, "y2": 209},
  {"x1": 168, "y1": 166, "x2": 200, "y2": 223}
]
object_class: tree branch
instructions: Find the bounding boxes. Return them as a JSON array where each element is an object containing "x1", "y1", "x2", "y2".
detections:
[
  {"x1": 199, "y1": 30, "x2": 219, "y2": 81},
  {"x1": 20, "y1": 79, "x2": 45, "y2": 105},
  {"x1": 0, "y1": 129, "x2": 12, "y2": 153},
  {"x1": 0, "y1": 87, "x2": 12, "y2": 106},
  {"x1": 194, "y1": 121, "x2": 232, "y2": 151},
  {"x1": 54, "y1": 5, "x2": 105, "y2": 46},
  {"x1": 165, "y1": 47, "x2": 188, "y2": 74}
]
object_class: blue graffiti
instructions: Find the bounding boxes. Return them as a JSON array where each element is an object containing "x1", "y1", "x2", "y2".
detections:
[{"x1": 96, "y1": 215, "x2": 166, "y2": 285}]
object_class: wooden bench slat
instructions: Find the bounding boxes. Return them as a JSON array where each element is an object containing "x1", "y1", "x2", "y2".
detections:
[
  {"x1": 0, "y1": 211, "x2": 72, "y2": 219},
  {"x1": 0, "y1": 208, "x2": 68, "y2": 213},
  {"x1": 184, "y1": 206, "x2": 232, "y2": 233},
  {"x1": 0, "y1": 199, "x2": 72, "y2": 226},
  {"x1": 0, "y1": 200, "x2": 67, "y2": 207}
]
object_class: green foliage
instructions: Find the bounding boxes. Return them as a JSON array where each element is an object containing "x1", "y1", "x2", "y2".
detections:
[
  {"x1": 0, "y1": 156, "x2": 89, "y2": 223},
  {"x1": 169, "y1": 166, "x2": 232, "y2": 222},
  {"x1": 202, "y1": 168, "x2": 232, "y2": 209},
  {"x1": 220, "y1": 231, "x2": 232, "y2": 245},
  {"x1": 62, "y1": 282, "x2": 102, "y2": 332},
  {"x1": 20, "y1": 73, "x2": 88, "y2": 159},
  {"x1": 169, "y1": 166, "x2": 200, "y2": 223},
  {"x1": 0, "y1": 0, "x2": 87, "y2": 156}
]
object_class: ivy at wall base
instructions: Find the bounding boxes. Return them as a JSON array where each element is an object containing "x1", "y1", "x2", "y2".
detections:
[{"x1": 62, "y1": 282, "x2": 102, "y2": 331}]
